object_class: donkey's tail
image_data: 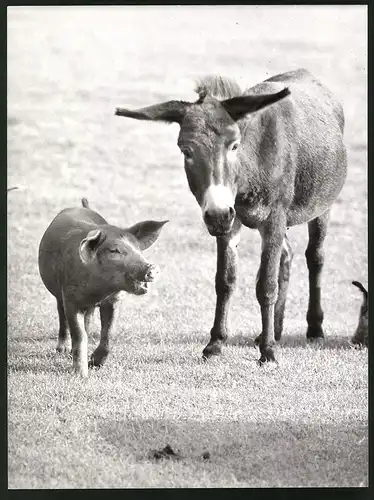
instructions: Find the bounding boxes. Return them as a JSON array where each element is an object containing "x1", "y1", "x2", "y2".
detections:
[
  {"x1": 81, "y1": 197, "x2": 90, "y2": 209},
  {"x1": 352, "y1": 281, "x2": 368, "y2": 301}
]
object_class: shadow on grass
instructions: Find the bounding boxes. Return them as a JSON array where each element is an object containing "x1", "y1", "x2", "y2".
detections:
[
  {"x1": 228, "y1": 332, "x2": 356, "y2": 351},
  {"x1": 7, "y1": 351, "x2": 72, "y2": 375},
  {"x1": 10, "y1": 335, "x2": 51, "y2": 344},
  {"x1": 178, "y1": 330, "x2": 356, "y2": 351},
  {"x1": 97, "y1": 417, "x2": 368, "y2": 487}
]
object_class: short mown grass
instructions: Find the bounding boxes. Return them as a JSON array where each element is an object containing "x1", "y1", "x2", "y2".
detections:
[
  {"x1": 8, "y1": 5, "x2": 367, "y2": 488},
  {"x1": 8, "y1": 334, "x2": 368, "y2": 488}
]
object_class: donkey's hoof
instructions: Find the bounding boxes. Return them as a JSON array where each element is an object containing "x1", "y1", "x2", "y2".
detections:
[
  {"x1": 274, "y1": 330, "x2": 283, "y2": 342},
  {"x1": 306, "y1": 326, "x2": 324, "y2": 341},
  {"x1": 255, "y1": 333, "x2": 282, "y2": 345},
  {"x1": 257, "y1": 346, "x2": 277, "y2": 366},
  {"x1": 202, "y1": 342, "x2": 223, "y2": 359}
]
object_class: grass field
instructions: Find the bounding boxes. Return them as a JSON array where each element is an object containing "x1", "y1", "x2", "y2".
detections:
[{"x1": 7, "y1": 6, "x2": 368, "y2": 488}]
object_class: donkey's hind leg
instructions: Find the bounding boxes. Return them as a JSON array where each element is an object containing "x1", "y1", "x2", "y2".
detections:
[
  {"x1": 305, "y1": 210, "x2": 330, "y2": 340},
  {"x1": 274, "y1": 234, "x2": 293, "y2": 341}
]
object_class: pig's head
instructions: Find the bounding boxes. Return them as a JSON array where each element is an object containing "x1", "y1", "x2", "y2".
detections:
[{"x1": 79, "y1": 220, "x2": 168, "y2": 296}]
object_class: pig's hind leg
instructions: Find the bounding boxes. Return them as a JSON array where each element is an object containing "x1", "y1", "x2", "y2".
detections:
[
  {"x1": 63, "y1": 298, "x2": 89, "y2": 377},
  {"x1": 56, "y1": 298, "x2": 71, "y2": 353},
  {"x1": 84, "y1": 307, "x2": 95, "y2": 334},
  {"x1": 89, "y1": 300, "x2": 115, "y2": 368}
]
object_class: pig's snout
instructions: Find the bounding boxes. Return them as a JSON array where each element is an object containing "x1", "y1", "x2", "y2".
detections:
[{"x1": 144, "y1": 264, "x2": 160, "y2": 282}]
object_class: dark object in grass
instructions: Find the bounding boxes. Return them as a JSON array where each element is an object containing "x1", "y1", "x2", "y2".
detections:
[
  {"x1": 149, "y1": 445, "x2": 182, "y2": 461},
  {"x1": 148, "y1": 445, "x2": 211, "y2": 461},
  {"x1": 38, "y1": 198, "x2": 168, "y2": 377},
  {"x1": 116, "y1": 69, "x2": 347, "y2": 365},
  {"x1": 351, "y1": 281, "x2": 368, "y2": 347}
]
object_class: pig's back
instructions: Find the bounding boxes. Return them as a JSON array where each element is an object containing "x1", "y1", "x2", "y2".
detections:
[{"x1": 38, "y1": 207, "x2": 108, "y2": 298}]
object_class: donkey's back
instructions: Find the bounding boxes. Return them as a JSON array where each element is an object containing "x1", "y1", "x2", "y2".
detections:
[
  {"x1": 240, "y1": 68, "x2": 347, "y2": 227},
  {"x1": 266, "y1": 68, "x2": 344, "y2": 131},
  {"x1": 245, "y1": 68, "x2": 344, "y2": 135}
]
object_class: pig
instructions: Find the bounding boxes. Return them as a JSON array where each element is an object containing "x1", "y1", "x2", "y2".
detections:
[
  {"x1": 351, "y1": 281, "x2": 368, "y2": 347},
  {"x1": 38, "y1": 198, "x2": 168, "y2": 377}
]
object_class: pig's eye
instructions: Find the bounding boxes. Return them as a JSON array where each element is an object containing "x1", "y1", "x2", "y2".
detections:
[{"x1": 109, "y1": 249, "x2": 121, "y2": 254}]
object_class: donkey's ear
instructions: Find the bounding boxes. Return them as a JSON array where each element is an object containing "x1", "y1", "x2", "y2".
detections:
[
  {"x1": 115, "y1": 100, "x2": 191, "y2": 124},
  {"x1": 222, "y1": 88, "x2": 290, "y2": 121},
  {"x1": 79, "y1": 229, "x2": 102, "y2": 264},
  {"x1": 127, "y1": 220, "x2": 168, "y2": 250}
]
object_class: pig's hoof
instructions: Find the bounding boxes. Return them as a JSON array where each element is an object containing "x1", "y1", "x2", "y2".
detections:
[
  {"x1": 56, "y1": 343, "x2": 72, "y2": 354},
  {"x1": 254, "y1": 334, "x2": 262, "y2": 346},
  {"x1": 257, "y1": 346, "x2": 277, "y2": 366},
  {"x1": 88, "y1": 359, "x2": 102, "y2": 369},
  {"x1": 89, "y1": 347, "x2": 109, "y2": 368},
  {"x1": 306, "y1": 326, "x2": 324, "y2": 341},
  {"x1": 202, "y1": 341, "x2": 223, "y2": 360}
]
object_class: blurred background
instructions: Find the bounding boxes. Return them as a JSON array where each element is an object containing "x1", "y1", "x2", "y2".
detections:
[{"x1": 7, "y1": 5, "x2": 367, "y2": 345}]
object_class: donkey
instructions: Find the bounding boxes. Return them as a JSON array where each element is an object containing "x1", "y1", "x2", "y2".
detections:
[{"x1": 115, "y1": 68, "x2": 347, "y2": 364}]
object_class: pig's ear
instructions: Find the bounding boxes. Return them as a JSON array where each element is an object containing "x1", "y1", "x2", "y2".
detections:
[
  {"x1": 79, "y1": 229, "x2": 102, "y2": 264},
  {"x1": 127, "y1": 220, "x2": 168, "y2": 250}
]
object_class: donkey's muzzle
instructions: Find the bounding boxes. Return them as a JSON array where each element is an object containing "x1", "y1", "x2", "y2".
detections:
[{"x1": 204, "y1": 206, "x2": 236, "y2": 236}]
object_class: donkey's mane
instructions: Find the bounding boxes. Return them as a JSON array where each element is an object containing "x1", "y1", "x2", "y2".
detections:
[{"x1": 194, "y1": 75, "x2": 243, "y2": 101}]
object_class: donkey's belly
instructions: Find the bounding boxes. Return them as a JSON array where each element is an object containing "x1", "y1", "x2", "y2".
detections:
[
  {"x1": 286, "y1": 203, "x2": 332, "y2": 227},
  {"x1": 235, "y1": 203, "x2": 271, "y2": 229},
  {"x1": 236, "y1": 198, "x2": 339, "y2": 229}
]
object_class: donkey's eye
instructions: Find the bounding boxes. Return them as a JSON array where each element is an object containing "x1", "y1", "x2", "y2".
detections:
[
  {"x1": 181, "y1": 148, "x2": 193, "y2": 160},
  {"x1": 109, "y1": 249, "x2": 121, "y2": 254},
  {"x1": 231, "y1": 142, "x2": 239, "y2": 151}
]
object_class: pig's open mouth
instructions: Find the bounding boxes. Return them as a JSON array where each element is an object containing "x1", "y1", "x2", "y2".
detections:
[
  {"x1": 137, "y1": 280, "x2": 149, "y2": 293},
  {"x1": 128, "y1": 266, "x2": 159, "y2": 296},
  {"x1": 131, "y1": 279, "x2": 150, "y2": 295}
]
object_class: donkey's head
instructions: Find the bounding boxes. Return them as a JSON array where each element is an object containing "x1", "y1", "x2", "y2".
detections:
[{"x1": 116, "y1": 77, "x2": 290, "y2": 236}]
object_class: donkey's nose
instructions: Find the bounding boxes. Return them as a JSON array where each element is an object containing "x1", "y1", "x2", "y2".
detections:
[
  {"x1": 144, "y1": 265, "x2": 160, "y2": 282},
  {"x1": 204, "y1": 206, "x2": 236, "y2": 234}
]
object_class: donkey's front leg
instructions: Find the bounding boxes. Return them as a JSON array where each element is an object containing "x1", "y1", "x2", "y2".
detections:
[
  {"x1": 203, "y1": 219, "x2": 242, "y2": 359},
  {"x1": 256, "y1": 214, "x2": 287, "y2": 364}
]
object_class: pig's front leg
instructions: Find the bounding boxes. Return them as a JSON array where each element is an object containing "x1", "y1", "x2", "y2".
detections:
[
  {"x1": 89, "y1": 300, "x2": 115, "y2": 368},
  {"x1": 63, "y1": 297, "x2": 88, "y2": 377}
]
